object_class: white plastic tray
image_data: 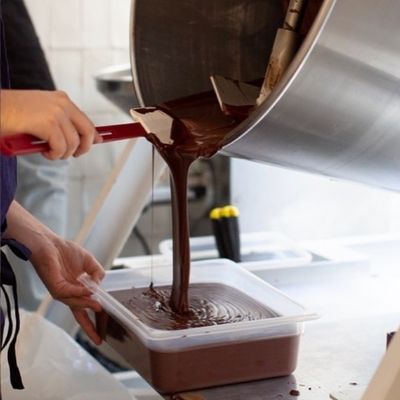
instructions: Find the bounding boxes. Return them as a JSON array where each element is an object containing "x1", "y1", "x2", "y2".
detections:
[{"x1": 81, "y1": 259, "x2": 318, "y2": 351}]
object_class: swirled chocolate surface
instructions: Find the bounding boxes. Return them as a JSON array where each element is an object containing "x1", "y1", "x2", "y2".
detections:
[{"x1": 109, "y1": 283, "x2": 278, "y2": 330}]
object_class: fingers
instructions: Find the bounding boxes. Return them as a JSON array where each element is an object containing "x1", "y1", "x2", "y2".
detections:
[
  {"x1": 67, "y1": 100, "x2": 101, "y2": 157},
  {"x1": 48, "y1": 277, "x2": 102, "y2": 311},
  {"x1": 82, "y1": 253, "x2": 105, "y2": 284},
  {"x1": 60, "y1": 293, "x2": 102, "y2": 312},
  {"x1": 91, "y1": 269, "x2": 105, "y2": 285},
  {"x1": 53, "y1": 281, "x2": 93, "y2": 298},
  {"x1": 45, "y1": 113, "x2": 80, "y2": 159},
  {"x1": 41, "y1": 124, "x2": 68, "y2": 160},
  {"x1": 57, "y1": 91, "x2": 97, "y2": 157},
  {"x1": 59, "y1": 115, "x2": 80, "y2": 159},
  {"x1": 40, "y1": 91, "x2": 98, "y2": 159},
  {"x1": 72, "y1": 309, "x2": 102, "y2": 345},
  {"x1": 93, "y1": 130, "x2": 103, "y2": 144}
]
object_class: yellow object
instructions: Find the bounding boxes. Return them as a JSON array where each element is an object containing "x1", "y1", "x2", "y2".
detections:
[
  {"x1": 221, "y1": 205, "x2": 240, "y2": 218},
  {"x1": 209, "y1": 207, "x2": 222, "y2": 220}
]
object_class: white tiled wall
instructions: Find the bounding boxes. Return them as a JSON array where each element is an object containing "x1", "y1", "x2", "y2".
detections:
[{"x1": 25, "y1": 0, "x2": 132, "y2": 238}]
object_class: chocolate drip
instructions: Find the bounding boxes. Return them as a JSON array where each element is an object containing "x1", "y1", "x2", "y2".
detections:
[
  {"x1": 138, "y1": 91, "x2": 239, "y2": 314},
  {"x1": 136, "y1": 1, "x2": 325, "y2": 316}
]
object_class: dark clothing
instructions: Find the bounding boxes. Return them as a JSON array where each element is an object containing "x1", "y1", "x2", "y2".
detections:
[
  {"x1": 0, "y1": 10, "x2": 17, "y2": 229},
  {"x1": 2, "y1": 0, "x2": 55, "y2": 90},
  {"x1": 1, "y1": 0, "x2": 59, "y2": 390},
  {"x1": 2, "y1": 0, "x2": 59, "y2": 391},
  {"x1": 1, "y1": 15, "x2": 31, "y2": 391}
]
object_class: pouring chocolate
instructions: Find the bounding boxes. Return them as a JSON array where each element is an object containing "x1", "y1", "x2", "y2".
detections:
[{"x1": 131, "y1": 91, "x2": 240, "y2": 314}]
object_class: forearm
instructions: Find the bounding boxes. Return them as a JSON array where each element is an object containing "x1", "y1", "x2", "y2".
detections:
[
  {"x1": 4, "y1": 201, "x2": 104, "y2": 344},
  {"x1": 3, "y1": 200, "x2": 59, "y2": 257}
]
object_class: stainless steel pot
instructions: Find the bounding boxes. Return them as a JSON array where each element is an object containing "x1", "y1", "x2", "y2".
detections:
[{"x1": 130, "y1": 0, "x2": 400, "y2": 191}]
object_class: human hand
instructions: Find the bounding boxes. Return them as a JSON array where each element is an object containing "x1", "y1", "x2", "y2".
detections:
[
  {"x1": 5, "y1": 202, "x2": 105, "y2": 344},
  {"x1": 0, "y1": 89, "x2": 102, "y2": 159},
  {"x1": 30, "y1": 237, "x2": 105, "y2": 345}
]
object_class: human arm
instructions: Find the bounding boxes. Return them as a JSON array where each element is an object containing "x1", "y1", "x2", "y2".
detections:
[
  {"x1": 0, "y1": 89, "x2": 102, "y2": 159},
  {"x1": 3, "y1": 200, "x2": 105, "y2": 345}
]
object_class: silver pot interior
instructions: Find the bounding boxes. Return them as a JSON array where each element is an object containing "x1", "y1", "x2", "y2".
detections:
[
  {"x1": 130, "y1": 0, "x2": 284, "y2": 104},
  {"x1": 130, "y1": 0, "x2": 400, "y2": 192}
]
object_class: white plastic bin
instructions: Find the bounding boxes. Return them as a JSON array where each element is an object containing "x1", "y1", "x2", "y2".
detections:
[
  {"x1": 159, "y1": 231, "x2": 312, "y2": 269},
  {"x1": 83, "y1": 260, "x2": 317, "y2": 393}
]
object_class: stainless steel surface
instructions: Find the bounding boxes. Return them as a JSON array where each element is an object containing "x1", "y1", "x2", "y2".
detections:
[
  {"x1": 160, "y1": 237, "x2": 400, "y2": 399},
  {"x1": 258, "y1": 0, "x2": 305, "y2": 103},
  {"x1": 115, "y1": 237, "x2": 400, "y2": 399},
  {"x1": 173, "y1": 315, "x2": 394, "y2": 399},
  {"x1": 285, "y1": 0, "x2": 306, "y2": 30},
  {"x1": 130, "y1": 0, "x2": 283, "y2": 105},
  {"x1": 225, "y1": 0, "x2": 400, "y2": 192},
  {"x1": 130, "y1": 0, "x2": 400, "y2": 191},
  {"x1": 95, "y1": 64, "x2": 139, "y2": 113}
]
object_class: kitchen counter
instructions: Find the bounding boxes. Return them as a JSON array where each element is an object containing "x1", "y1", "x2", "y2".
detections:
[{"x1": 118, "y1": 235, "x2": 400, "y2": 400}]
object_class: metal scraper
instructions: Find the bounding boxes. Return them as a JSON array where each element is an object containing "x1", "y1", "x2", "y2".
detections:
[{"x1": 210, "y1": 0, "x2": 305, "y2": 116}]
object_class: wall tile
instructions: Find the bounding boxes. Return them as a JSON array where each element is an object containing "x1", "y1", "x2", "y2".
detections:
[
  {"x1": 82, "y1": 0, "x2": 111, "y2": 48},
  {"x1": 25, "y1": 0, "x2": 51, "y2": 48},
  {"x1": 112, "y1": 49, "x2": 131, "y2": 65},
  {"x1": 82, "y1": 49, "x2": 120, "y2": 113},
  {"x1": 110, "y1": 0, "x2": 131, "y2": 49},
  {"x1": 50, "y1": 0, "x2": 83, "y2": 49},
  {"x1": 48, "y1": 50, "x2": 83, "y2": 105}
]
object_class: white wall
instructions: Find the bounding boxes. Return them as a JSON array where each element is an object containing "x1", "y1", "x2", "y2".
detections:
[
  {"x1": 25, "y1": 0, "x2": 133, "y2": 238},
  {"x1": 231, "y1": 159, "x2": 400, "y2": 240}
]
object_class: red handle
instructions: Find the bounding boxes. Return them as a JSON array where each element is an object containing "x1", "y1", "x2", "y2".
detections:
[{"x1": 0, "y1": 122, "x2": 146, "y2": 156}]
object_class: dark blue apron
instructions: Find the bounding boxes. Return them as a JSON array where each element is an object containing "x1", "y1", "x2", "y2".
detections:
[{"x1": 1, "y1": 18, "x2": 32, "y2": 391}]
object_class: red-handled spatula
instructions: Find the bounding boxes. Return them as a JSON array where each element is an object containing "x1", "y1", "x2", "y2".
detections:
[
  {"x1": 0, "y1": 122, "x2": 146, "y2": 157},
  {"x1": 0, "y1": 107, "x2": 177, "y2": 157}
]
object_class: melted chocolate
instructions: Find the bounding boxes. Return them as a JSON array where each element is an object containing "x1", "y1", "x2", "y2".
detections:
[
  {"x1": 95, "y1": 87, "x2": 301, "y2": 395},
  {"x1": 138, "y1": 1, "x2": 325, "y2": 315},
  {"x1": 137, "y1": 1, "x2": 324, "y2": 315},
  {"x1": 137, "y1": 91, "x2": 240, "y2": 314},
  {"x1": 91, "y1": 4, "x2": 327, "y2": 392},
  {"x1": 110, "y1": 283, "x2": 278, "y2": 330}
]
